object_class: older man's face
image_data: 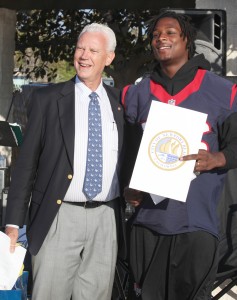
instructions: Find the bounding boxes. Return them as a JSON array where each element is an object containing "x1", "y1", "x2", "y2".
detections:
[{"x1": 74, "y1": 31, "x2": 115, "y2": 89}]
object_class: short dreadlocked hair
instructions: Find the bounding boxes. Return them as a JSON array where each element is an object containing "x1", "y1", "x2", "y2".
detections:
[{"x1": 148, "y1": 10, "x2": 197, "y2": 59}]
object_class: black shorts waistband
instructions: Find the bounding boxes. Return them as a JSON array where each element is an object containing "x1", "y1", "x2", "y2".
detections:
[{"x1": 64, "y1": 201, "x2": 107, "y2": 208}]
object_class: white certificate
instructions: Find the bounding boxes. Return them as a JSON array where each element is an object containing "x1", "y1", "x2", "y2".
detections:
[
  {"x1": 0, "y1": 231, "x2": 26, "y2": 290},
  {"x1": 129, "y1": 101, "x2": 207, "y2": 203}
]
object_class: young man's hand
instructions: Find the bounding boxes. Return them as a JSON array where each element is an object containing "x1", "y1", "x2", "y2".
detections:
[
  {"x1": 124, "y1": 186, "x2": 143, "y2": 207},
  {"x1": 180, "y1": 149, "x2": 226, "y2": 172}
]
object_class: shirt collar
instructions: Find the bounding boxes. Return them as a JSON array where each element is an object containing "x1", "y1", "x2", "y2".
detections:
[{"x1": 75, "y1": 75, "x2": 104, "y2": 100}]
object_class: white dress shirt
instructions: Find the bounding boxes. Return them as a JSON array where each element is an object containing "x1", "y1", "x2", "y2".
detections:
[{"x1": 64, "y1": 76, "x2": 120, "y2": 202}]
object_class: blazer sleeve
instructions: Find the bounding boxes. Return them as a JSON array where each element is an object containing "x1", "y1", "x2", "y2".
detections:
[{"x1": 5, "y1": 90, "x2": 43, "y2": 226}]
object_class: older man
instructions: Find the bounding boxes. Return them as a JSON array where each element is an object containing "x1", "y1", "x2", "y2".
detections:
[{"x1": 5, "y1": 23, "x2": 126, "y2": 300}]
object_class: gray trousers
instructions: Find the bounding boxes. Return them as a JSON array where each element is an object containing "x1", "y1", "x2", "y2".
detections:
[{"x1": 31, "y1": 201, "x2": 118, "y2": 300}]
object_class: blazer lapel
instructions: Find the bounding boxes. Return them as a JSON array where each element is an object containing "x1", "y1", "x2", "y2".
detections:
[
  {"x1": 57, "y1": 78, "x2": 75, "y2": 169},
  {"x1": 57, "y1": 81, "x2": 123, "y2": 169}
]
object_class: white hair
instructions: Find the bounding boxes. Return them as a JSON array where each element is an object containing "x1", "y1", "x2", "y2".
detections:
[{"x1": 78, "y1": 23, "x2": 116, "y2": 52}]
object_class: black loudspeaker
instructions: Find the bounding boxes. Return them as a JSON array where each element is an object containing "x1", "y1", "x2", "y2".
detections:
[{"x1": 171, "y1": 9, "x2": 227, "y2": 76}]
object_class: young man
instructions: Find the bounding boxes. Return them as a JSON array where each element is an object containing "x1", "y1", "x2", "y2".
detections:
[
  {"x1": 122, "y1": 11, "x2": 237, "y2": 300},
  {"x1": 5, "y1": 23, "x2": 126, "y2": 300}
]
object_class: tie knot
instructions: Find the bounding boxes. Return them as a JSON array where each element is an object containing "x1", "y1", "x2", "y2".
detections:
[{"x1": 89, "y1": 92, "x2": 98, "y2": 100}]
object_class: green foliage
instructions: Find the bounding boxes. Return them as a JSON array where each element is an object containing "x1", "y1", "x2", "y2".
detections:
[
  {"x1": 15, "y1": 9, "x2": 160, "y2": 87},
  {"x1": 54, "y1": 60, "x2": 75, "y2": 82}
]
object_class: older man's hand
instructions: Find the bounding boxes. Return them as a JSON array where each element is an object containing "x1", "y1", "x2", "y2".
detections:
[{"x1": 5, "y1": 227, "x2": 19, "y2": 253}]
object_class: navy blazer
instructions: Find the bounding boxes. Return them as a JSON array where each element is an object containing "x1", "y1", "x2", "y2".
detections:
[{"x1": 5, "y1": 77, "x2": 126, "y2": 255}]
